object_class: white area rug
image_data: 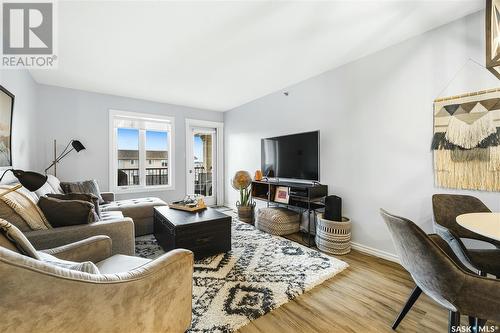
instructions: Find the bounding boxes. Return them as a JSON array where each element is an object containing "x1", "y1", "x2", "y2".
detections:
[{"x1": 136, "y1": 208, "x2": 348, "y2": 333}]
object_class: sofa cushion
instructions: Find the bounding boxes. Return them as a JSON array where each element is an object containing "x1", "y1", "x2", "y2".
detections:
[
  {"x1": 60, "y1": 180, "x2": 105, "y2": 204},
  {"x1": 100, "y1": 211, "x2": 124, "y2": 221},
  {"x1": 45, "y1": 175, "x2": 64, "y2": 194},
  {"x1": 47, "y1": 193, "x2": 101, "y2": 218},
  {"x1": 14, "y1": 186, "x2": 40, "y2": 203},
  {"x1": 0, "y1": 219, "x2": 40, "y2": 259},
  {"x1": 96, "y1": 254, "x2": 150, "y2": 274},
  {"x1": 101, "y1": 197, "x2": 166, "y2": 219},
  {"x1": 38, "y1": 196, "x2": 99, "y2": 227},
  {"x1": 38, "y1": 251, "x2": 100, "y2": 274}
]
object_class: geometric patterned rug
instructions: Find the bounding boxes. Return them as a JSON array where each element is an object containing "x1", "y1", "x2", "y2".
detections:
[{"x1": 135, "y1": 208, "x2": 348, "y2": 333}]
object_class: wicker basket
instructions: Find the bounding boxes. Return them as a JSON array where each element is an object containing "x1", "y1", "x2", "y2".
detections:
[
  {"x1": 315, "y1": 213, "x2": 351, "y2": 255},
  {"x1": 256, "y1": 207, "x2": 300, "y2": 236}
]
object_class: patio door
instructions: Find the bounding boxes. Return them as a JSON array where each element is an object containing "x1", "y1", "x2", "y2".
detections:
[{"x1": 186, "y1": 125, "x2": 217, "y2": 206}]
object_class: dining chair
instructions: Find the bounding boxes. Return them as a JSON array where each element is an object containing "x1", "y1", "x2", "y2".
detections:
[
  {"x1": 389, "y1": 229, "x2": 479, "y2": 330},
  {"x1": 432, "y1": 194, "x2": 500, "y2": 277},
  {"x1": 380, "y1": 209, "x2": 500, "y2": 332}
]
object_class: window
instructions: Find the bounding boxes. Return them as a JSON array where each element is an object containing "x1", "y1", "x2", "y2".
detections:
[{"x1": 110, "y1": 110, "x2": 174, "y2": 192}]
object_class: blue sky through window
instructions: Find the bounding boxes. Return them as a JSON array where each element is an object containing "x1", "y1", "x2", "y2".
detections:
[
  {"x1": 146, "y1": 131, "x2": 168, "y2": 150},
  {"x1": 117, "y1": 128, "x2": 169, "y2": 151},
  {"x1": 117, "y1": 128, "x2": 139, "y2": 150},
  {"x1": 194, "y1": 135, "x2": 203, "y2": 162},
  {"x1": 117, "y1": 128, "x2": 203, "y2": 159}
]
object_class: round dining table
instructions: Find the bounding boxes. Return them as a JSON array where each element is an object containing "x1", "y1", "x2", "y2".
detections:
[{"x1": 456, "y1": 212, "x2": 500, "y2": 242}]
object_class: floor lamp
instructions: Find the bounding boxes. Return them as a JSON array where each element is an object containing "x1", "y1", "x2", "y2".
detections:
[{"x1": 44, "y1": 139, "x2": 86, "y2": 176}]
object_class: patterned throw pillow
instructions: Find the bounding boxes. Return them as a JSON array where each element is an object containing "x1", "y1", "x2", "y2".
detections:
[
  {"x1": 60, "y1": 180, "x2": 105, "y2": 204},
  {"x1": 38, "y1": 251, "x2": 100, "y2": 274},
  {"x1": 46, "y1": 193, "x2": 101, "y2": 218},
  {"x1": 0, "y1": 219, "x2": 41, "y2": 259}
]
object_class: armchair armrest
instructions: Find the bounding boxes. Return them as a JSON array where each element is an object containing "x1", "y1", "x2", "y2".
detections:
[
  {"x1": 41, "y1": 235, "x2": 112, "y2": 263},
  {"x1": 100, "y1": 192, "x2": 115, "y2": 203}
]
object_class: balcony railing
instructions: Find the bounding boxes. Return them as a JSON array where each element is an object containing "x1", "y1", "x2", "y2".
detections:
[
  {"x1": 194, "y1": 166, "x2": 212, "y2": 196},
  {"x1": 146, "y1": 168, "x2": 168, "y2": 185},
  {"x1": 118, "y1": 168, "x2": 168, "y2": 186}
]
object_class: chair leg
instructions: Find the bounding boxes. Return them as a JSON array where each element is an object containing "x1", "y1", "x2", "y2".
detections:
[
  {"x1": 477, "y1": 319, "x2": 487, "y2": 332},
  {"x1": 469, "y1": 316, "x2": 477, "y2": 333},
  {"x1": 449, "y1": 311, "x2": 460, "y2": 333},
  {"x1": 468, "y1": 317, "x2": 487, "y2": 333},
  {"x1": 392, "y1": 285, "x2": 422, "y2": 330}
]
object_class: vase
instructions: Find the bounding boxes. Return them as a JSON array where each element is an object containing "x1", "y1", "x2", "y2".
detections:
[{"x1": 237, "y1": 202, "x2": 255, "y2": 224}]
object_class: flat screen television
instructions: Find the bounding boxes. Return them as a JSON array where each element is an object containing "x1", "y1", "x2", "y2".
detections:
[{"x1": 261, "y1": 130, "x2": 319, "y2": 181}]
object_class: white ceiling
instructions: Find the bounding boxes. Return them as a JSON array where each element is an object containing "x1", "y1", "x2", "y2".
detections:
[{"x1": 30, "y1": 1, "x2": 484, "y2": 111}]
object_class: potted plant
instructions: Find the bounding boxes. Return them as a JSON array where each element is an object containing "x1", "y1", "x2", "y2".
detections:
[{"x1": 232, "y1": 170, "x2": 255, "y2": 224}]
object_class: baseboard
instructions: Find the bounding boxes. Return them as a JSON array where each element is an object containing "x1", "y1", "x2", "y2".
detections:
[
  {"x1": 351, "y1": 242, "x2": 400, "y2": 264},
  {"x1": 223, "y1": 203, "x2": 400, "y2": 264}
]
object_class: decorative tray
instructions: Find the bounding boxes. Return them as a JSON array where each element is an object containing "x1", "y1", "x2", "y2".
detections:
[{"x1": 169, "y1": 197, "x2": 207, "y2": 212}]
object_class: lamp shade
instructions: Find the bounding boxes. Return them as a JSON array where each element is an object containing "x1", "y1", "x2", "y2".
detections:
[
  {"x1": 11, "y1": 170, "x2": 48, "y2": 192},
  {"x1": 71, "y1": 140, "x2": 86, "y2": 152}
]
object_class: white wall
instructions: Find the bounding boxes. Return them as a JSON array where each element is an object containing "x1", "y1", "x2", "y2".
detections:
[
  {"x1": 35, "y1": 84, "x2": 223, "y2": 203},
  {"x1": 0, "y1": 70, "x2": 38, "y2": 181},
  {"x1": 224, "y1": 11, "x2": 500, "y2": 257}
]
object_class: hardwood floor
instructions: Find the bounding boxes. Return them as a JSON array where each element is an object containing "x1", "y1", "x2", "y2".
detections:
[{"x1": 237, "y1": 246, "x2": 495, "y2": 333}]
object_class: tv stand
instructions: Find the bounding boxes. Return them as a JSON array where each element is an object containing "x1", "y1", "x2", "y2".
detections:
[{"x1": 251, "y1": 180, "x2": 328, "y2": 247}]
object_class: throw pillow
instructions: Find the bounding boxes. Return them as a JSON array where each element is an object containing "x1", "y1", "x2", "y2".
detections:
[
  {"x1": 38, "y1": 196, "x2": 99, "y2": 228},
  {"x1": 60, "y1": 180, "x2": 105, "y2": 204},
  {"x1": 0, "y1": 219, "x2": 41, "y2": 259},
  {"x1": 46, "y1": 193, "x2": 101, "y2": 218},
  {"x1": 0, "y1": 185, "x2": 51, "y2": 231},
  {"x1": 38, "y1": 251, "x2": 100, "y2": 274},
  {"x1": 0, "y1": 200, "x2": 32, "y2": 232}
]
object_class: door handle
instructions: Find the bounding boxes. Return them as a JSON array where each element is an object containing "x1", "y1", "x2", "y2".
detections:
[{"x1": 189, "y1": 170, "x2": 193, "y2": 174}]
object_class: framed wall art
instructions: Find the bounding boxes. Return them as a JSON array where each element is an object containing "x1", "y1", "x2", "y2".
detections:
[
  {"x1": 274, "y1": 186, "x2": 290, "y2": 204},
  {"x1": 0, "y1": 85, "x2": 14, "y2": 167}
]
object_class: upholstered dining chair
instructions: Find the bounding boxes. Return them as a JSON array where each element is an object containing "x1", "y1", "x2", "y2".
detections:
[
  {"x1": 432, "y1": 194, "x2": 500, "y2": 277},
  {"x1": 380, "y1": 209, "x2": 500, "y2": 332},
  {"x1": 0, "y1": 219, "x2": 194, "y2": 333}
]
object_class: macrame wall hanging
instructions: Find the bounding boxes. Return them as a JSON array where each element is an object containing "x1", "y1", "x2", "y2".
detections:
[{"x1": 432, "y1": 88, "x2": 500, "y2": 191}]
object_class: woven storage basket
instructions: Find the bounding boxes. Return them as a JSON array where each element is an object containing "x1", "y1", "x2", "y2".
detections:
[
  {"x1": 256, "y1": 207, "x2": 300, "y2": 236},
  {"x1": 315, "y1": 213, "x2": 351, "y2": 255}
]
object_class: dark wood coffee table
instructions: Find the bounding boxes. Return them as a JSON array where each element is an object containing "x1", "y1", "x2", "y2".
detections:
[{"x1": 153, "y1": 206, "x2": 231, "y2": 259}]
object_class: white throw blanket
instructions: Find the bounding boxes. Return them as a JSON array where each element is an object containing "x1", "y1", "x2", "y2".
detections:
[{"x1": 0, "y1": 185, "x2": 51, "y2": 230}]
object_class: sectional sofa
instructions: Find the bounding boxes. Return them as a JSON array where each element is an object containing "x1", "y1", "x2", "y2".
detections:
[{"x1": 0, "y1": 175, "x2": 167, "y2": 255}]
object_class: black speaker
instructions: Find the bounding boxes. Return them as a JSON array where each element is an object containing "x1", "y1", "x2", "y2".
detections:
[{"x1": 324, "y1": 195, "x2": 342, "y2": 221}]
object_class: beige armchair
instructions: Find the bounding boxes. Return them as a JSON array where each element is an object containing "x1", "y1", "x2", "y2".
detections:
[{"x1": 0, "y1": 235, "x2": 194, "y2": 333}]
